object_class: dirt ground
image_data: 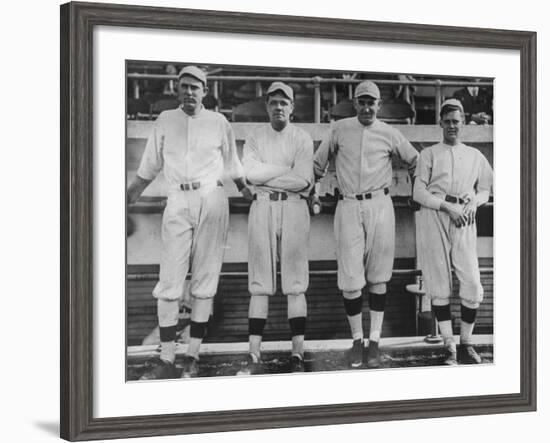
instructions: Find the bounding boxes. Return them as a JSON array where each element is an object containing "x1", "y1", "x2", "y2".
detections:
[{"x1": 127, "y1": 345, "x2": 493, "y2": 380}]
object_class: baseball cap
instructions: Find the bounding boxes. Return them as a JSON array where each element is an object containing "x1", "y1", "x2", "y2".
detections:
[
  {"x1": 354, "y1": 80, "x2": 380, "y2": 99},
  {"x1": 178, "y1": 65, "x2": 207, "y2": 86},
  {"x1": 440, "y1": 98, "x2": 464, "y2": 112},
  {"x1": 266, "y1": 82, "x2": 294, "y2": 100}
]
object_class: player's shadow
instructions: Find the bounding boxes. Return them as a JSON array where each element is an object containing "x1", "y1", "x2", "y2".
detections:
[{"x1": 33, "y1": 421, "x2": 59, "y2": 436}]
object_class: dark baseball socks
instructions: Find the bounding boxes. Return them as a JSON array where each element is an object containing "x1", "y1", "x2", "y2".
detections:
[
  {"x1": 343, "y1": 291, "x2": 386, "y2": 343},
  {"x1": 460, "y1": 304, "x2": 478, "y2": 345},
  {"x1": 343, "y1": 291, "x2": 363, "y2": 341},
  {"x1": 368, "y1": 292, "x2": 386, "y2": 343},
  {"x1": 433, "y1": 303, "x2": 478, "y2": 349}
]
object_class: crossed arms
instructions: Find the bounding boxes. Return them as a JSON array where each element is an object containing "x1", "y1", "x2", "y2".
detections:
[{"x1": 243, "y1": 133, "x2": 313, "y2": 193}]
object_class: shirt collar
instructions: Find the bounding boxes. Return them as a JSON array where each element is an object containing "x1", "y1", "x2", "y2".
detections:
[
  {"x1": 270, "y1": 122, "x2": 291, "y2": 134},
  {"x1": 355, "y1": 117, "x2": 379, "y2": 129},
  {"x1": 180, "y1": 104, "x2": 204, "y2": 118},
  {"x1": 442, "y1": 141, "x2": 464, "y2": 149}
]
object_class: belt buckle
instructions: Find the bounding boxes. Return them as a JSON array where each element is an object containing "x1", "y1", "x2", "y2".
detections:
[
  {"x1": 356, "y1": 194, "x2": 363, "y2": 201},
  {"x1": 180, "y1": 182, "x2": 200, "y2": 191},
  {"x1": 445, "y1": 195, "x2": 461, "y2": 204},
  {"x1": 269, "y1": 192, "x2": 287, "y2": 201}
]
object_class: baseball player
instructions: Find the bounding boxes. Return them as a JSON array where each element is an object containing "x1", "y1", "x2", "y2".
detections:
[
  {"x1": 128, "y1": 66, "x2": 250, "y2": 380},
  {"x1": 413, "y1": 98, "x2": 493, "y2": 365},
  {"x1": 238, "y1": 82, "x2": 314, "y2": 374},
  {"x1": 314, "y1": 80, "x2": 418, "y2": 369}
]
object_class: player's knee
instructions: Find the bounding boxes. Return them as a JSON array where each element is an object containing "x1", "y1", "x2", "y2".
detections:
[
  {"x1": 190, "y1": 321, "x2": 208, "y2": 339},
  {"x1": 191, "y1": 297, "x2": 213, "y2": 323},
  {"x1": 287, "y1": 293, "x2": 307, "y2": 318},
  {"x1": 343, "y1": 290, "x2": 362, "y2": 300},
  {"x1": 432, "y1": 303, "x2": 452, "y2": 322},
  {"x1": 249, "y1": 318, "x2": 266, "y2": 336},
  {"x1": 289, "y1": 316, "x2": 306, "y2": 337},
  {"x1": 343, "y1": 292, "x2": 363, "y2": 316},
  {"x1": 249, "y1": 294, "x2": 269, "y2": 318},
  {"x1": 157, "y1": 299, "x2": 179, "y2": 327},
  {"x1": 368, "y1": 292, "x2": 386, "y2": 312},
  {"x1": 460, "y1": 279, "x2": 483, "y2": 299},
  {"x1": 369, "y1": 282, "x2": 387, "y2": 294}
]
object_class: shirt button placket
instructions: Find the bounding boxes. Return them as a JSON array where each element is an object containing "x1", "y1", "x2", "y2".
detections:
[
  {"x1": 360, "y1": 128, "x2": 367, "y2": 193},
  {"x1": 185, "y1": 117, "x2": 191, "y2": 181}
]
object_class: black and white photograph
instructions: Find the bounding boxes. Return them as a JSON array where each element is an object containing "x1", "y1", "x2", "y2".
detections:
[
  {"x1": 125, "y1": 62, "x2": 495, "y2": 380},
  {"x1": 2, "y1": 0, "x2": 546, "y2": 440},
  {"x1": 55, "y1": 1, "x2": 538, "y2": 441}
]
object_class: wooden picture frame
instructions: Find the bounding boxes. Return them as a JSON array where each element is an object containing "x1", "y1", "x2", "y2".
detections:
[{"x1": 60, "y1": 1, "x2": 536, "y2": 440}]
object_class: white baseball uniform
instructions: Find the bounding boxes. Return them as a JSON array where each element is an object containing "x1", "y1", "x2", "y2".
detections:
[
  {"x1": 137, "y1": 106, "x2": 243, "y2": 301},
  {"x1": 243, "y1": 124, "x2": 314, "y2": 296},
  {"x1": 314, "y1": 117, "x2": 418, "y2": 292},
  {"x1": 413, "y1": 142, "x2": 493, "y2": 307}
]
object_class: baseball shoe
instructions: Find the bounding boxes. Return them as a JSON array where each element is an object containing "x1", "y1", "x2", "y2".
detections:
[
  {"x1": 290, "y1": 355, "x2": 305, "y2": 373},
  {"x1": 180, "y1": 355, "x2": 199, "y2": 378},
  {"x1": 443, "y1": 347, "x2": 458, "y2": 366},
  {"x1": 458, "y1": 344, "x2": 482, "y2": 364},
  {"x1": 348, "y1": 339, "x2": 364, "y2": 368},
  {"x1": 139, "y1": 358, "x2": 176, "y2": 380},
  {"x1": 366, "y1": 341, "x2": 381, "y2": 369},
  {"x1": 236, "y1": 353, "x2": 263, "y2": 376}
]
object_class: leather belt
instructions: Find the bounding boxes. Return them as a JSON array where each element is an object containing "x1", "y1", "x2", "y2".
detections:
[
  {"x1": 253, "y1": 191, "x2": 288, "y2": 201},
  {"x1": 180, "y1": 180, "x2": 223, "y2": 191},
  {"x1": 445, "y1": 195, "x2": 466, "y2": 204},
  {"x1": 338, "y1": 187, "x2": 389, "y2": 200}
]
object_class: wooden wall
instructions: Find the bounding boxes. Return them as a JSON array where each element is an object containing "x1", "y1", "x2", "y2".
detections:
[{"x1": 127, "y1": 258, "x2": 493, "y2": 346}]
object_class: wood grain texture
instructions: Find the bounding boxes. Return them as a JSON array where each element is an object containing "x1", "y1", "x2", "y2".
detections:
[
  {"x1": 60, "y1": 2, "x2": 536, "y2": 440},
  {"x1": 126, "y1": 269, "x2": 494, "y2": 345}
]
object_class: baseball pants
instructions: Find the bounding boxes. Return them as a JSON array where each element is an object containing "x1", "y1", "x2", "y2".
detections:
[
  {"x1": 416, "y1": 207, "x2": 483, "y2": 307},
  {"x1": 153, "y1": 185, "x2": 229, "y2": 301},
  {"x1": 334, "y1": 193, "x2": 395, "y2": 292},
  {"x1": 248, "y1": 197, "x2": 310, "y2": 296}
]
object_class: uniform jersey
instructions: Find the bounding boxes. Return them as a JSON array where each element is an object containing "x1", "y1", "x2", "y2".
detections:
[
  {"x1": 314, "y1": 117, "x2": 418, "y2": 292},
  {"x1": 243, "y1": 124, "x2": 314, "y2": 296},
  {"x1": 138, "y1": 107, "x2": 243, "y2": 189},
  {"x1": 314, "y1": 117, "x2": 418, "y2": 195},
  {"x1": 243, "y1": 124, "x2": 313, "y2": 196},
  {"x1": 413, "y1": 142, "x2": 492, "y2": 209},
  {"x1": 413, "y1": 142, "x2": 493, "y2": 306},
  {"x1": 138, "y1": 106, "x2": 242, "y2": 301}
]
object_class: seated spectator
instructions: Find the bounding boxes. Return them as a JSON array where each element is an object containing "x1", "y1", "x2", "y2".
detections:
[{"x1": 452, "y1": 79, "x2": 493, "y2": 125}]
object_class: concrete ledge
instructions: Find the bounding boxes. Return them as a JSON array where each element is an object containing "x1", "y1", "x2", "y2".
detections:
[{"x1": 127, "y1": 334, "x2": 493, "y2": 359}]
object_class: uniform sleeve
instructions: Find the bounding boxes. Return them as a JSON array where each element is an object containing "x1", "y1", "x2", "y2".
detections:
[
  {"x1": 314, "y1": 127, "x2": 336, "y2": 179},
  {"x1": 242, "y1": 132, "x2": 290, "y2": 185},
  {"x1": 392, "y1": 129, "x2": 419, "y2": 176},
  {"x1": 264, "y1": 132, "x2": 314, "y2": 192},
  {"x1": 221, "y1": 118, "x2": 244, "y2": 179},
  {"x1": 136, "y1": 118, "x2": 164, "y2": 180},
  {"x1": 413, "y1": 149, "x2": 445, "y2": 210},
  {"x1": 472, "y1": 152, "x2": 493, "y2": 206}
]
